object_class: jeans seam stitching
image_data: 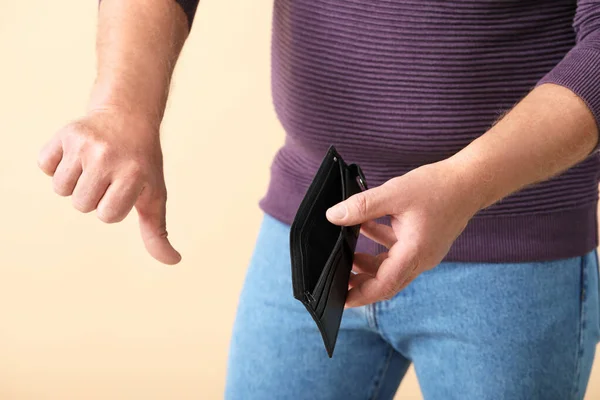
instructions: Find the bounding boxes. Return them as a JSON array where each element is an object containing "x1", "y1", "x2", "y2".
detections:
[
  {"x1": 368, "y1": 346, "x2": 395, "y2": 400},
  {"x1": 571, "y1": 255, "x2": 587, "y2": 400},
  {"x1": 372, "y1": 303, "x2": 380, "y2": 331},
  {"x1": 366, "y1": 303, "x2": 379, "y2": 331}
]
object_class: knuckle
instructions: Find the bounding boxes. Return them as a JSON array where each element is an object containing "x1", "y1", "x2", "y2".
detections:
[
  {"x1": 353, "y1": 193, "x2": 369, "y2": 217},
  {"x1": 53, "y1": 180, "x2": 71, "y2": 197},
  {"x1": 147, "y1": 184, "x2": 167, "y2": 203},
  {"x1": 54, "y1": 187, "x2": 70, "y2": 197},
  {"x1": 72, "y1": 198, "x2": 94, "y2": 213},
  {"x1": 62, "y1": 122, "x2": 87, "y2": 146},
  {"x1": 124, "y1": 161, "x2": 146, "y2": 181},
  {"x1": 38, "y1": 158, "x2": 52, "y2": 175},
  {"x1": 377, "y1": 276, "x2": 400, "y2": 300},
  {"x1": 89, "y1": 143, "x2": 110, "y2": 163},
  {"x1": 410, "y1": 255, "x2": 421, "y2": 272},
  {"x1": 406, "y1": 244, "x2": 424, "y2": 272},
  {"x1": 37, "y1": 155, "x2": 46, "y2": 168},
  {"x1": 158, "y1": 188, "x2": 168, "y2": 201},
  {"x1": 65, "y1": 121, "x2": 92, "y2": 137},
  {"x1": 380, "y1": 282, "x2": 398, "y2": 301},
  {"x1": 96, "y1": 207, "x2": 122, "y2": 224}
]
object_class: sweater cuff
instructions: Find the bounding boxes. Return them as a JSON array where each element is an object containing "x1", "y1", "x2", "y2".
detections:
[
  {"x1": 537, "y1": 47, "x2": 600, "y2": 152},
  {"x1": 98, "y1": 0, "x2": 198, "y2": 30},
  {"x1": 175, "y1": 0, "x2": 199, "y2": 30}
]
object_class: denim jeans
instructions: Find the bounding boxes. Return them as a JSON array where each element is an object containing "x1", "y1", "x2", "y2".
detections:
[{"x1": 225, "y1": 214, "x2": 600, "y2": 399}]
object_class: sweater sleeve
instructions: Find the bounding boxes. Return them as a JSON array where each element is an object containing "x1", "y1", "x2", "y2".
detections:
[
  {"x1": 537, "y1": 0, "x2": 600, "y2": 135},
  {"x1": 97, "y1": 0, "x2": 200, "y2": 30},
  {"x1": 174, "y1": 0, "x2": 200, "y2": 29}
]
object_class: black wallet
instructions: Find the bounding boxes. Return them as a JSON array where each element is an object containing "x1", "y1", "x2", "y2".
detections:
[{"x1": 289, "y1": 145, "x2": 367, "y2": 357}]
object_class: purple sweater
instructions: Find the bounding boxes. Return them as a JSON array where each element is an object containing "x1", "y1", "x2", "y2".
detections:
[{"x1": 180, "y1": 0, "x2": 600, "y2": 262}]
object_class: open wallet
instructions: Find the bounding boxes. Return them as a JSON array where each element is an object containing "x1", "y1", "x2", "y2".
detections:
[{"x1": 290, "y1": 145, "x2": 368, "y2": 358}]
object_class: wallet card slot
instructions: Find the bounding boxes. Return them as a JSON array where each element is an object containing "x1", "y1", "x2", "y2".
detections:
[
  {"x1": 316, "y1": 248, "x2": 353, "y2": 357},
  {"x1": 290, "y1": 147, "x2": 342, "y2": 298},
  {"x1": 315, "y1": 250, "x2": 343, "y2": 317},
  {"x1": 315, "y1": 240, "x2": 350, "y2": 317},
  {"x1": 297, "y1": 162, "x2": 344, "y2": 293},
  {"x1": 309, "y1": 231, "x2": 345, "y2": 304},
  {"x1": 306, "y1": 158, "x2": 357, "y2": 303}
]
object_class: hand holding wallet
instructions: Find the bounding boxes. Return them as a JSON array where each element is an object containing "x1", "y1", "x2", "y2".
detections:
[{"x1": 289, "y1": 145, "x2": 367, "y2": 357}]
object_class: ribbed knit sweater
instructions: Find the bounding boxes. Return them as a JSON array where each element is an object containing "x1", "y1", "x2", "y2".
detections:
[
  {"x1": 173, "y1": 0, "x2": 600, "y2": 262},
  {"x1": 257, "y1": 0, "x2": 600, "y2": 262}
]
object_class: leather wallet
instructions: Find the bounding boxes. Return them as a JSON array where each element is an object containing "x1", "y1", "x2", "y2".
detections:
[{"x1": 290, "y1": 145, "x2": 367, "y2": 358}]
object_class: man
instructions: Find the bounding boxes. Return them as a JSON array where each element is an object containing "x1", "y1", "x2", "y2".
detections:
[{"x1": 38, "y1": 0, "x2": 600, "y2": 398}]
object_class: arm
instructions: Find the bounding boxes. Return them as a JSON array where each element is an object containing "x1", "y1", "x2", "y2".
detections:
[
  {"x1": 89, "y1": 0, "x2": 196, "y2": 123},
  {"x1": 325, "y1": 1, "x2": 600, "y2": 307},
  {"x1": 38, "y1": 0, "x2": 199, "y2": 265},
  {"x1": 449, "y1": 83, "x2": 598, "y2": 214},
  {"x1": 454, "y1": 0, "x2": 600, "y2": 211}
]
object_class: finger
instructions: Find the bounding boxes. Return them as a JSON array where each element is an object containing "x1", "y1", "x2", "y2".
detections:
[
  {"x1": 326, "y1": 184, "x2": 393, "y2": 226},
  {"x1": 346, "y1": 274, "x2": 377, "y2": 308},
  {"x1": 71, "y1": 170, "x2": 110, "y2": 213},
  {"x1": 38, "y1": 137, "x2": 63, "y2": 176},
  {"x1": 346, "y1": 243, "x2": 418, "y2": 307},
  {"x1": 396, "y1": 270, "x2": 419, "y2": 293},
  {"x1": 52, "y1": 155, "x2": 83, "y2": 197},
  {"x1": 360, "y1": 220, "x2": 397, "y2": 249},
  {"x1": 352, "y1": 252, "x2": 387, "y2": 276},
  {"x1": 96, "y1": 179, "x2": 143, "y2": 224},
  {"x1": 136, "y1": 188, "x2": 181, "y2": 265},
  {"x1": 348, "y1": 272, "x2": 370, "y2": 290}
]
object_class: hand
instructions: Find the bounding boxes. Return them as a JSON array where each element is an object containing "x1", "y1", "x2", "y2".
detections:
[
  {"x1": 326, "y1": 161, "x2": 481, "y2": 307},
  {"x1": 37, "y1": 108, "x2": 181, "y2": 265}
]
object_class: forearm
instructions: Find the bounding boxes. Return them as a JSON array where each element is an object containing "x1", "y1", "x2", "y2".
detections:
[
  {"x1": 448, "y1": 83, "x2": 599, "y2": 213},
  {"x1": 88, "y1": 0, "x2": 192, "y2": 126}
]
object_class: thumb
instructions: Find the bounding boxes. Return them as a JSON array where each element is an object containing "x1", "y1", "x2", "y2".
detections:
[
  {"x1": 135, "y1": 187, "x2": 181, "y2": 265},
  {"x1": 326, "y1": 184, "x2": 392, "y2": 226}
]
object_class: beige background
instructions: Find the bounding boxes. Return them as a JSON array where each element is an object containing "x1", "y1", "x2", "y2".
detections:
[{"x1": 0, "y1": 1, "x2": 599, "y2": 398}]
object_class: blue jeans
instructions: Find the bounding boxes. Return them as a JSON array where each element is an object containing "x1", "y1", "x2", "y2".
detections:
[{"x1": 225, "y1": 214, "x2": 600, "y2": 399}]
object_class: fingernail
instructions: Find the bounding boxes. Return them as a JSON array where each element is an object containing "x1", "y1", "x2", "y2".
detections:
[{"x1": 327, "y1": 204, "x2": 347, "y2": 220}]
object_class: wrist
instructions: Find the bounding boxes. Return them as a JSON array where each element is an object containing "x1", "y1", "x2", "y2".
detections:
[
  {"x1": 87, "y1": 77, "x2": 167, "y2": 128},
  {"x1": 85, "y1": 103, "x2": 162, "y2": 142},
  {"x1": 435, "y1": 153, "x2": 497, "y2": 216}
]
